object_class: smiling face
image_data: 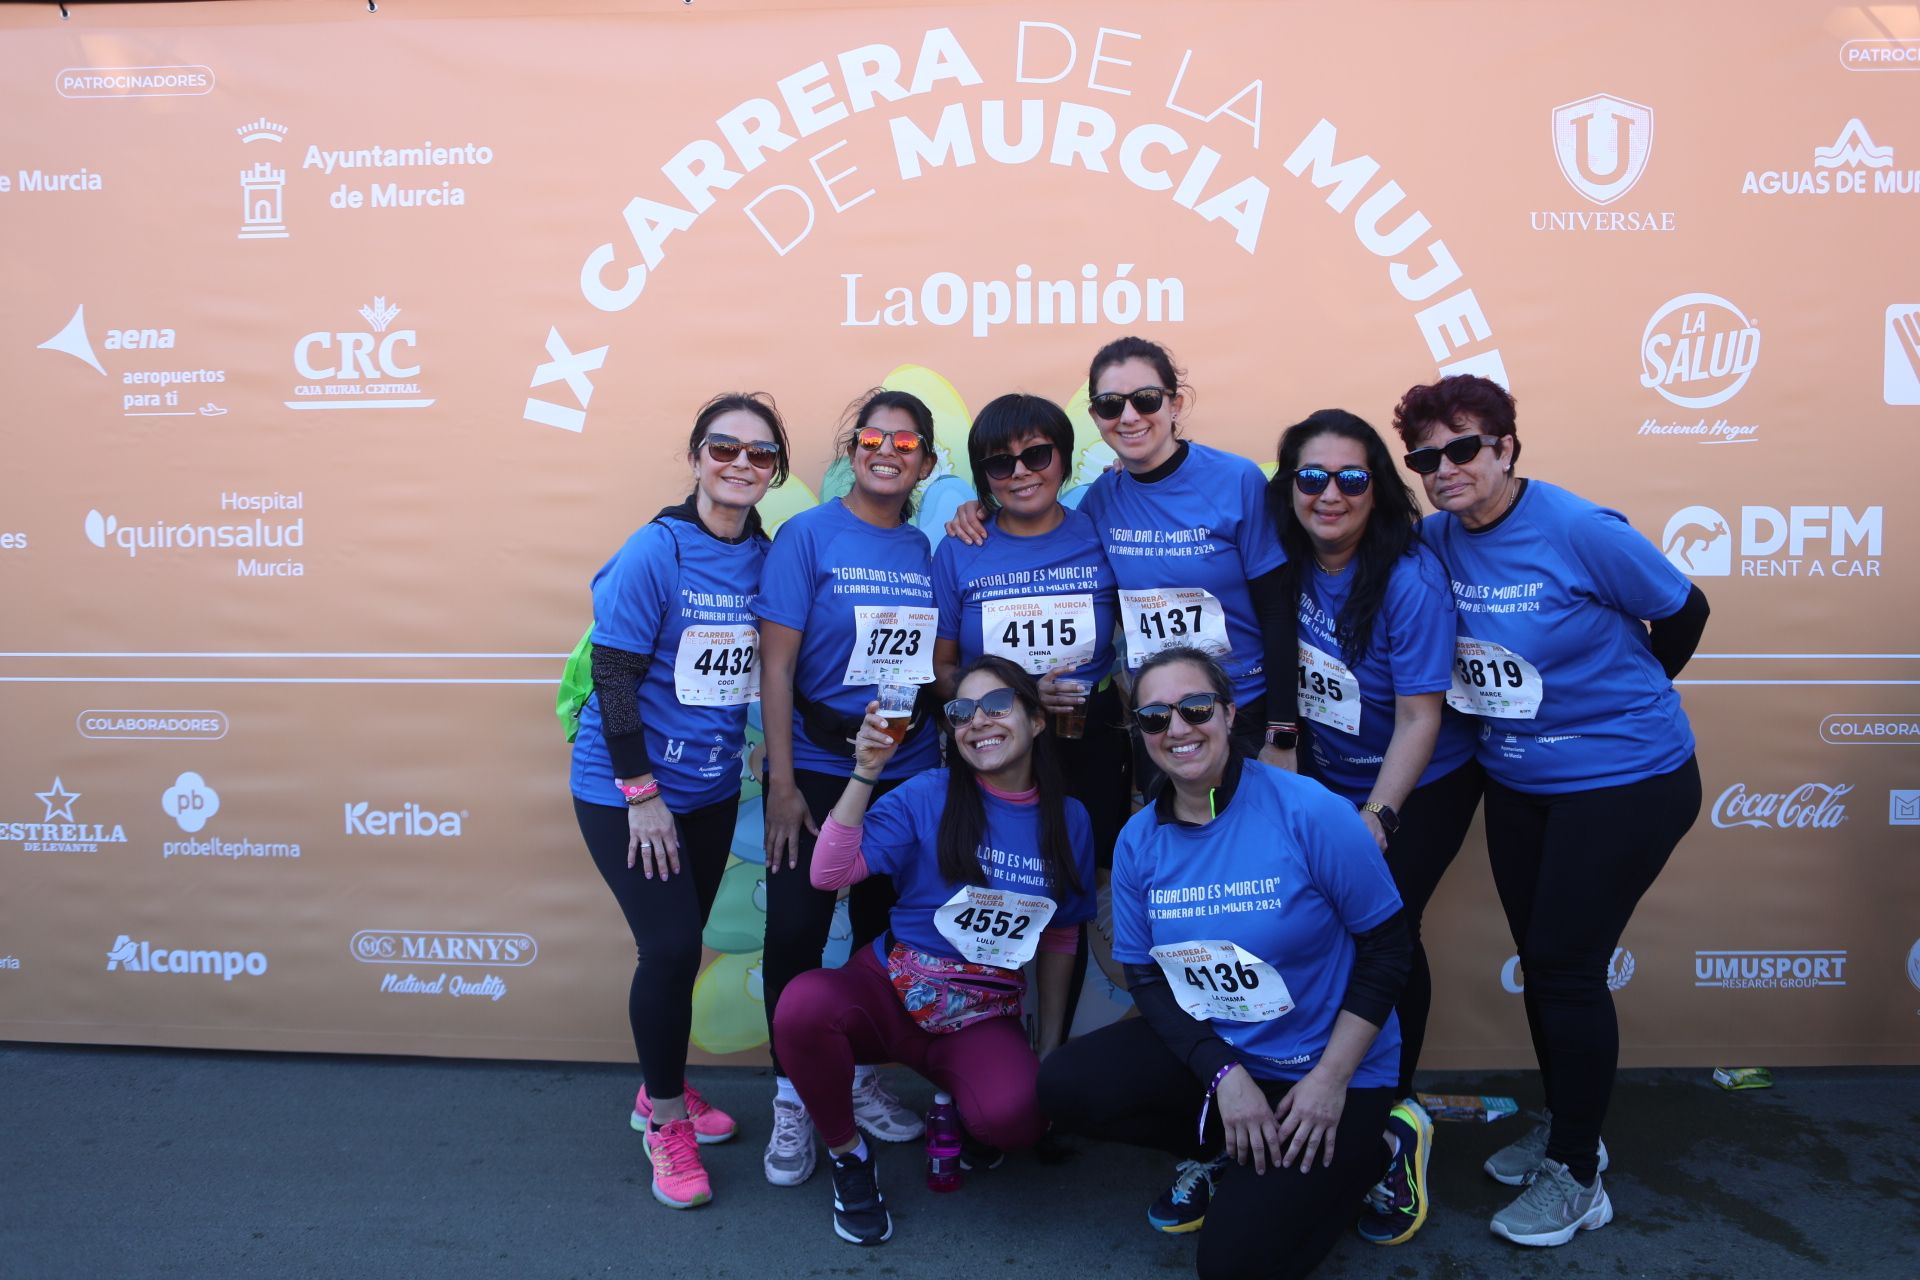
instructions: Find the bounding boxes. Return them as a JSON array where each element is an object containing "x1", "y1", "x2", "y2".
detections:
[
  {"x1": 1291, "y1": 431, "x2": 1374, "y2": 562},
  {"x1": 1411, "y1": 416, "x2": 1514, "y2": 528},
  {"x1": 1091, "y1": 356, "x2": 1183, "y2": 471},
  {"x1": 951, "y1": 670, "x2": 1044, "y2": 779},
  {"x1": 985, "y1": 428, "x2": 1066, "y2": 522},
  {"x1": 691, "y1": 408, "x2": 778, "y2": 511},
  {"x1": 850, "y1": 405, "x2": 934, "y2": 505},
  {"x1": 1134, "y1": 659, "x2": 1233, "y2": 791}
]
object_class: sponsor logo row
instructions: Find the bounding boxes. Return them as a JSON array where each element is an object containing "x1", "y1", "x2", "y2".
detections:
[
  {"x1": 1501, "y1": 945, "x2": 1920, "y2": 994},
  {"x1": 97, "y1": 929, "x2": 535, "y2": 1003}
]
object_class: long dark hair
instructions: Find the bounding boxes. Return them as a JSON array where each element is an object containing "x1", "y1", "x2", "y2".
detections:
[
  {"x1": 837, "y1": 388, "x2": 937, "y2": 522},
  {"x1": 1268, "y1": 409, "x2": 1422, "y2": 663},
  {"x1": 938, "y1": 656, "x2": 1082, "y2": 898}
]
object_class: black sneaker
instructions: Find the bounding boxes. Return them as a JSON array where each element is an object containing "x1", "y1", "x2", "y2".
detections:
[
  {"x1": 1147, "y1": 1155, "x2": 1228, "y2": 1235},
  {"x1": 959, "y1": 1131, "x2": 1005, "y2": 1173},
  {"x1": 829, "y1": 1148, "x2": 893, "y2": 1246}
]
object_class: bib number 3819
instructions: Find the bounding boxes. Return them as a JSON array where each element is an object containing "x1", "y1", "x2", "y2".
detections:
[
  {"x1": 1445, "y1": 636, "x2": 1544, "y2": 720},
  {"x1": 1149, "y1": 939, "x2": 1295, "y2": 1022},
  {"x1": 934, "y1": 886, "x2": 1058, "y2": 969}
]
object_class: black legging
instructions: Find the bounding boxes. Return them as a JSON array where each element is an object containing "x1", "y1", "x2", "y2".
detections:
[
  {"x1": 1483, "y1": 754, "x2": 1701, "y2": 1184},
  {"x1": 1053, "y1": 681, "x2": 1133, "y2": 871},
  {"x1": 575, "y1": 793, "x2": 739, "y2": 1099},
  {"x1": 760, "y1": 767, "x2": 900, "y2": 1077},
  {"x1": 1040, "y1": 1017, "x2": 1393, "y2": 1280}
]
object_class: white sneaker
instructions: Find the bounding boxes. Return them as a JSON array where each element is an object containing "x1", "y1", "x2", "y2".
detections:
[
  {"x1": 764, "y1": 1098, "x2": 817, "y2": 1186},
  {"x1": 850, "y1": 1072, "x2": 925, "y2": 1143}
]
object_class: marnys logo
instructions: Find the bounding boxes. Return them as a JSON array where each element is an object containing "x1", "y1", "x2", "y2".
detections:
[
  {"x1": 36, "y1": 304, "x2": 229, "y2": 417},
  {"x1": 288, "y1": 297, "x2": 434, "y2": 411},
  {"x1": 106, "y1": 934, "x2": 267, "y2": 981},
  {"x1": 1533, "y1": 94, "x2": 1670, "y2": 233},
  {"x1": 1711, "y1": 782, "x2": 1850, "y2": 830},
  {"x1": 1742, "y1": 119, "x2": 1920, "y2": 197},
  {"x1": 1693, "y1": 949, "x2": 1846, "y2": 990},
  {"x1": 159, "y1": 771, "x2": 302, "y2": 863},
  {"x1": 344, "y1": 802, "x2": 466, "y2": 837},
  {"x1": 1638, "y1": 294, "x2": 1760, "y2": 415},
  {"x1": 1502, "y1": 948, "x2": 1634, "y2": 993},
  {"x1": 1661, "y1": 503, "x2": 1882, "y2": 579},
  {"x1": 1, "y1": 777, "x2": 129, "y2": 854},
  {"x1": 352, "y1": 929, "x2": 535, "y2": 1004},
  {"x1": 84, "y1": 493, "x2": 305, "y2": 579}
]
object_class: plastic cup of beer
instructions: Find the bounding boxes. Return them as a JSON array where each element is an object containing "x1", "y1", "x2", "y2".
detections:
[
  {"x1": 1053, "y1": 679, "x2": 1090, "y2": 740},
  {"x1": 876, "y1": 681, "x2": 918, "y2": 745}
]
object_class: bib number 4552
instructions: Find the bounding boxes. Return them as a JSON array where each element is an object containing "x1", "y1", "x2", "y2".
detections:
[{"x1": 950, "y1": 906, "x2": 1031, "y2": 940}]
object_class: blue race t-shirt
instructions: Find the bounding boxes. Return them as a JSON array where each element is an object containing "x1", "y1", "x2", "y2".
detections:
[
  {"x1": 753, "y1": 498, "x2": 940, "y2": 779},
  {"x1": 1297, "y1": 543, "x2": 1476, "y2": 801},
  {"x1": 1110, "y1": 759, "x2": 1403, "y2": 1086},
  {"x1": 933, "y1": 506, "x2": 1118, "y2": 685},
  {"x1": 1077, "y1": 443, "x2": 1285, "y2": 705},
  {"x1": 861, "y1": 771, "x2": 1098, "y2": 962},
  {"x1": 570, "y1": 515, "x2": 768, "y2": 812},
  {"x1": 1421, "y1": 480, "x2": 1695, "y2": 794}
]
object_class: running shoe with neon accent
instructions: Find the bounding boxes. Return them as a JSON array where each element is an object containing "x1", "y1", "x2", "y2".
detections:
[
  {"x1": 631, "y1": 1083, "x2": 737, "y2": 1145},
  {"x1": 1483, "y1": 1110, "x2": 1609, "y2": 1186},
  {"x1": 1490, "y1": 1157, "x2": 1612, "y2": 1246},
  {"x1": 764, "y1": 1098, "x2": 818, "y2": 1186},
  {"x1": 644, "y1": 1117, "x2": 713, "y2": 1209},
  {"x1": 829, "y1": 1146, "x2": 893, "y2": 1246},
  {"x1": 850, "y1": 1072, "x2": 925, "y2": 1143},
  {"x1": 1358, "y1": 1099, "x2": 1433, "y2": 1245},
  {"x1": 1147, "y1": 1155, "x2": 1228, "y2": 1234}
]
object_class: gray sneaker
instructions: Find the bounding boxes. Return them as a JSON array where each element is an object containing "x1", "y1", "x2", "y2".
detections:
[
  {"x1": 764, "y1": 1098, "x2": 818, "y2": 1187},
  {"x1": 1490, "y1": 1157, "x2": 1613, "y2": 1246},
  {"x1": 1483, "y1": 1110, "x2": 1608, "y2": 1186}
]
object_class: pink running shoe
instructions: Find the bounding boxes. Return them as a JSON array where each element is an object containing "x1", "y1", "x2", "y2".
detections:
[
  {"x1": 632, "y1": 1083, "x2": 737, "y2": 1145},
  {"x1": 645, "y1": 1117, "x2": 713, "y2": 1209}
]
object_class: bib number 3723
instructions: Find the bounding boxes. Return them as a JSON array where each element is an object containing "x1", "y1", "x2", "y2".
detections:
[
  {"x1": 844, "y1": 605, "x2": 937, "y2": 686},
  {"x1": 673, "y1": 624, "x2": 760, "y2": 706},
  {"x1": 934, "y1": 886, "x2": 1057, "y2": 969},
  {"x1": 1149, "y1": 939, "x2": 1294, "y2": 1022}
]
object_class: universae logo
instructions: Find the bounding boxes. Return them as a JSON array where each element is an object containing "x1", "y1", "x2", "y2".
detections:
[{"x1": 1551, "y1": 94, "x2": 1653, "y2": 205}]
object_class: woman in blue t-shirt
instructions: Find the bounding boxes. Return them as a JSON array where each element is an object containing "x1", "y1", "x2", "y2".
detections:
[
  {"x1": 1268, "y1": 409, "x2": 1482, "y2": 1247},
  {"x1": 569, "y1": 392, "x2": 789, "y2": 1212},
  {"x1": 1391, "y1": 375, "x2": 1709, "y2": 1248},
  {"x1": 1037, "y1": 646, "x2": 1409, "y2": 1280},
  {"x1": 754, "y1": 389, "x2": 943, "y2": 1186},
  {"x1": 773, "y1": 656, "x2": 1097, "y2": 1246}
]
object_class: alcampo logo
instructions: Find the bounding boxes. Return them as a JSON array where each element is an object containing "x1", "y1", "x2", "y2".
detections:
[
  {"x1": 344, "y1": 802, "x2": 465, "y2": 837},
  {"x1": 288, "y1": 296, "x2": 433, "y2": 411},
  {"x1": 1711, "y1": 782, "x2": 1851, "y2": 830},
  {"x1": 1662, "y1": 504, "x2": 1882, "y2": 579},
  {"x1": 105, "y1": 934, "x2": 268, "y2": 980},
  {"x1": 1502, "y1": 948, "x2": 1634, "y2": 993},
  {"x1": 1639, "y1": 294, "x2": 1760, "y2": 409},
  {"x1": 1551, "y1": 93, "x2": 1653, "y2": 205}
]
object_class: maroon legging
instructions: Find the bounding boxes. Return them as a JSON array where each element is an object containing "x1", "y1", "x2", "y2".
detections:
[{"x1": 771, "y1": 944, "x2": 1048, "y2": 1151}]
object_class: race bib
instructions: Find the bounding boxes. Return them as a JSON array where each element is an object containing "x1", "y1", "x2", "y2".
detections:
[
  {"x1": 1296, "y1": 640, "x2": 1360, "y2": 735},
  {"x1": 934, "y1": 885, "x2": 1058, "y2": 969},
  {"x1": 1447, "y1": 637, "x2": 1544, "y2": 719},
  {"x1": 843, "y1": 605, "x2": 937, "y2": 686},
  {"x1": 1149, "y1": 939, "x2": 1295, "y2": 1022},
  {"x1": 673, "y1": 624, "x2": 761, "y2": 706},
  {"x1": 1119, "y1": 588, "x2": 1229, "y2": 668},
  {"x1": 981, "y1": 594, "x2": 1096, "y2": 675}
]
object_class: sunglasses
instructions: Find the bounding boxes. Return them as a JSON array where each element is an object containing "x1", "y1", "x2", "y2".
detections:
[
  {"x1": 944, "y1": 686, "x2": 1019, "y2": 727},
  {"x1": 1134, "y1": 692, "x2": 1220, "y2": 735},
  {"x1": 981, "y1": 442, "x2": 1057, "y2": 481},
  {"x1": 704, "y1": 433, "x2": 781, "y2": 471},
  {"x1": 1403, "y1": 434, "x2": 1503, "y2": 475},
  {"x1": 1294, "y1": 466, "x2": 1372, "y2": 497},
  {"x1": 1088, "y1": 387, "x2": 1172, "y2": 421},
  {"x1": 857, "y1": 428, "x2": 924, "y2": 455}
]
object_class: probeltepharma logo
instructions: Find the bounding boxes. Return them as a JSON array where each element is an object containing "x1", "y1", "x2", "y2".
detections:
[
  {"x1": 1534, "y1": 93, "x2": 1671, "y2": 232},
  {"x1": 1694, "y1": 950, "x2": 1846, "y2": 990},
  {"x1": 288, "y1": 297, "x2": 434, "y2": 411},
  {"x1": 1661, "y1": 503, "x2": 1881, "y2": 579},
  {"x1": 84, "y1": 491, "x2": 305, "y2": 579},
  {"x1": 1891, "y1": 790, "x2": 1920, "y2": 826},
  {"x1": 160, "y1": 771, "x2": 302, "y2": 863},
  {"x1": 1638, "y1": 295, "x2": 1760, "y2": 436},
  {"x1": 1502, "y1": 948, "x2": 1634, "y2": 993},
  {"x1": 1741, "y1": 119, "x2": 1920, "y2": 198},
  {"x1": 1886, "y1": 304, "x2": 1920, "y2": 405},
  {"x1": 1711, "y1": 782, "x2": 1851, "y2": 830},
  {"x1": 36, "y1": 304, "x2": 230, "y2": 418},
  {"x1": 105, "y1": 934, "x2": 267, "y2": 981},
  {"x1": 238, "y1": 117, "x2": 290, "y2": 240},
  {"x1": 344, "y1": 801, "x2": 466, "y2": 837},
  {"x1": 2, "y1": 778, "x2": 128, "y2": 854},
  {"x1": 350, "y1": 929, "x2": 536, "y2": 1004}
]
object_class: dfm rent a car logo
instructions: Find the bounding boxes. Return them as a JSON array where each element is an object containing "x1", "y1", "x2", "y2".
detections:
[
  {"x1": 1551, "y1": 94, "x2": 1654, "y2": 205},
  {"x1": 1711, "y1": 782, "x2": 1851, "y2": 830},
  {"x1": 1502, "y1": 948, "x2": 1634, "y2": 993},
  {"x1": 105, "y1": 934, "x2": 267, "y2": 980},
  {"x1": 1640, "y1": 294, "x2": 1760, "y2": 409},
  {"x1": 343, "y1": 801, "x2": 465, "y2": 837},
  {"x1": 288, "y1": 297, "x2": 433, "y2": 411},
  {"x1": 1661, "y1": 504, "x2": 1881, "y2": 578}
]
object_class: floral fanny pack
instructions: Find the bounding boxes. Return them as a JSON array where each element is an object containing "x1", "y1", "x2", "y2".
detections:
[{"x1": 884, "y1": 938, "x2": 1026, "y2": 1035}]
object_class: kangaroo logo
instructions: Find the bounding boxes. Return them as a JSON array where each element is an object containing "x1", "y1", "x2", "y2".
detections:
[
  {"x1": 1552, "y1": 94, "x2": 1654, "y2": 205},
  {"x1": 1662, "y1": 506, "x2": 1732, "y2": 577}
]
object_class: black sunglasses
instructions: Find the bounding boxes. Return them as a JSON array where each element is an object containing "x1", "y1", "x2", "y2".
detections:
[
  {"x1": 1294, "y1": 466, "x2": 1372, "y2": 497},
  {"x1": 944, "y1": 686, "x2": 1019, "y2": 727},
  {"x1": 704, "y1": 433, "x2": 781, "y2": 470},
  {"x1": 1403, "y1": 434, "x2": 1502, "y2": 475},
  {"x1": 1134, "y1": 692, "x2": 1220, "y2": 735},
  {"x1": 981, "y1": 442, "x2": 1057, "y2": 481},
  {"x1": 1088, "y1": 387, "x2": 1172, "y2": 421}
]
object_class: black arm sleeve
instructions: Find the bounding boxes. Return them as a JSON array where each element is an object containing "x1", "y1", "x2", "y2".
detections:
[
  {"x1": 1340, "y1": 910, "x2": 1411, "y2": 1027},
  {"x1": 1648, "y1": 583, "x2": 1710, "y2": 680},
  {"x1": 1246, "y1": 566, "x2": 1299, "y2": 726},
  {"x1": 588, "y1": 642, "x2": 653, "y2": 780},
  {"x1": 1123, "y1": 962, "x2": 1240, "y2": 1085}
]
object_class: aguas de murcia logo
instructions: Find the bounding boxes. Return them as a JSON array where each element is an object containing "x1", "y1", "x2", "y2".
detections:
[{"x1": 1741, "y1": 118, "x2": 1920, "y2": 197}]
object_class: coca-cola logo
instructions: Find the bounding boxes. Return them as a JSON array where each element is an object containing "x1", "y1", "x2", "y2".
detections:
[{"x1": 1711, "y1": 782, "x2": 1851, "y2": 830}]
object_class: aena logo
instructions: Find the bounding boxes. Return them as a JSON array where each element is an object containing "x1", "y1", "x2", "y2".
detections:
[
  {"x1": 162, "y1": 771, "x2": 220, "y2": 833},
  {"x1": 1640, "y1": 294, "x2": 1761, "y2": 409},
  {"x1": 1551, "y1": 94, "x2": 1654, "y2": 205},
  {"x1": 1662, "y1": 505, "x2": 1882, "y2": 577}
]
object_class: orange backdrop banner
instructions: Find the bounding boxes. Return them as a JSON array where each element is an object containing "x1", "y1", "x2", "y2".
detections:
[{"x1": 1, "y1": 0, "x2": 1916, "y2": 1068}]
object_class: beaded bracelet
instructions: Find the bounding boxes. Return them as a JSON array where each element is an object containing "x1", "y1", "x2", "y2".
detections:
[{"x1": 1197, "y1": 1061, "x2": 1240, "y2": 1141}]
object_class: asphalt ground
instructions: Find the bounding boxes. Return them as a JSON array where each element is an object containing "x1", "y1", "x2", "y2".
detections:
[{"x1": 3, "y1": 1044, "x2": 1914, "y2": 1280}]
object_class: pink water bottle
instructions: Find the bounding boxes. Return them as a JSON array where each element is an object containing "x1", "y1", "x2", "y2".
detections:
[{"x1": 925, "y1": 1092, "x2": 963, "y2": 1193}]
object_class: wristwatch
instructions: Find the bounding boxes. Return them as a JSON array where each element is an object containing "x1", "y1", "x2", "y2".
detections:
[
  {"x1": 1359, "y1": 801, "x2": 1400, "y2": 834},
  {"x1": 1264, "y1": 722, "x2": 1299, "y2": 751}
]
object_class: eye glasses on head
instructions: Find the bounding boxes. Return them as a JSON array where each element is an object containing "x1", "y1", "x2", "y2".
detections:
[
  {"x1": 704, "y1": 433, "x2": 781, "y2": 470},
  {"x1": 981, "y1": 442, "x2": 1057, "y2": 481},
  {"x1": 1293, "y1": 466, "x2": 1372, "y2": 497},
  {"x1": 944, "y1": 686, "x2": 1019, "y2": 727},
  {"x1": 857, "y1": 428, "x2": 923, "y2": 455},
  {"x1": 1134, "y1": 692, "x2": 1220, "y2": 735},
  {"x1": 1403, "y1": 434, "x2": 1502, "y2": 475},
  {"x1": 1088, "y1": 387, "x2": 1172, "y2": 421}
]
